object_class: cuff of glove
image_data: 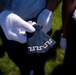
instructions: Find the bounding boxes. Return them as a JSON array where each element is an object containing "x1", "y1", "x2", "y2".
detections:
[{"x1": 0, "y1": 10, "x2": 13, "y2": 25}]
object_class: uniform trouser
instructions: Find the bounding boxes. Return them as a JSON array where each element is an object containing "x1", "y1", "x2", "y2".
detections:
[
  {"x1": 0, "y1": 24, "x2": 53, "y2": 75},
  {"x1": 51, "y1": 18, "x2": 76, "y2": 75},
  {"x1": 62, "y1": 18, "x2": 76, "y2": 74}
]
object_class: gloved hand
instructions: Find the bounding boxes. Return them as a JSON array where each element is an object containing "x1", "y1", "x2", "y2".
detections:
[
  {"x1": 0, "y1": 10, "x2": 35, "y2": 43},
  {"x1": 60, "y1": 36, "x2": 67, "y2": 51},
  {"x1": 37, "y1": 9, "x2": 53, "y2": 33},
  {"x1": 18, "y1": 20, "x2": 36, "y2": 36}
]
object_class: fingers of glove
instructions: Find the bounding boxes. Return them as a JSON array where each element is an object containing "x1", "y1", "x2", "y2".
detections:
[
  {"x1": 28, "y1": 20, "x2": 36, "y2": 26},
  {"x1": 37, "y1": 15, "x2": 51, "y2": 33},
  {"x1": 28, "y1": 20, "x2": 33, "y2": 24},
  {"x1": 7, "y1": 30, "x2": 27, "y2": 43},
  {"x1": 7, "y1": 13, "x2": 36, "y2": 33},
  {"x1": 60, "y1": 43, "x2": 66, "y2": 50},
  {"x1": 31, "y1": 22, "x2": 36, "y2": 26},
  {"x1": 60, "y1": 37, "x2": 67, "y2": 50},
  {"x1": 37, "y1": 9, "x2": 53, "y2": 33},
  {"x1": 41, "y1": 26, "x2": 50, "y2": 33}
]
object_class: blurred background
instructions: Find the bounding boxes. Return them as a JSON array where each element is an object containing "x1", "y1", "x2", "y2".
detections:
[{"x1": 0, "y1": 0, "x2": 65, "y2": 75}]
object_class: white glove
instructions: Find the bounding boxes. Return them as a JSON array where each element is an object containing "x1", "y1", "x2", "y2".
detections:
[
  {"x1": 0, "y1": 10, "x2": 35, "y2": 43},
  {"x1": 60, "y1": 36, "x2": 67, "y2": 51},
  {"x1": 19, "y1": 20, "x2": 36, "y2": 36},
  {"x1": 72, "y1": 9, "x2": 76, "y2": 20},
  {"x1": 37, "y1": 9, "x2": 53, "y2": 33},
  {"x1": 28, "y1": 20, "x2": 36, "y2": 26}
]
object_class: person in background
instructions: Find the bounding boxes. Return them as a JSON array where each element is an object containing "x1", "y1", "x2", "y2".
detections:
[
  {"x1": 51, "y1": 0, "x2": 76, "y2": 75},
  {"x1": 0, "y1": 0, "x2": 58, "y2": 75},
  {"x1": 60, "y1": 0, "x2": 76, "y2": 74}
]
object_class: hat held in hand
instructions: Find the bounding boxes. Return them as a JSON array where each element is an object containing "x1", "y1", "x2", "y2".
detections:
[{"x1": 27, "y1": 25, "x2": 56, "y2": 54}]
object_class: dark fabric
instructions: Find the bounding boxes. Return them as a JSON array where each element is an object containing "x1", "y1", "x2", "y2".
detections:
[
  {"x1": 0, "y1": 69, "x2": 3, "y2": 75},
  {"x1": 27, "y1": 25, "x2": 56, "y2": 54},
  {"x1": 0, "y1": 0, "x2": 12, "y2": 10},
  {"x1": 51, "y1": 18, "x2": 76, "y2": 75},
  {"x1": 0, "y1": 45, "x2": 5, "y2": 58},
  {"x1": 62, "y1": 18, "x2": 76, "y2": 74},
  {"x1": 0, "y1": 26, "x2": 6, "y2": 58},
  {"x1": 0, "y1": 25, "x2": 54, "y2": 75},
  {"x1": 51, "y1": 65, "x2": 64, "y2": 75}
]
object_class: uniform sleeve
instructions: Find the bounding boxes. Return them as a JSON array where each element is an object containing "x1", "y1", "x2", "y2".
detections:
[{"x1": 0, "y1": 0, "x2": 12, "y2": 12}]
